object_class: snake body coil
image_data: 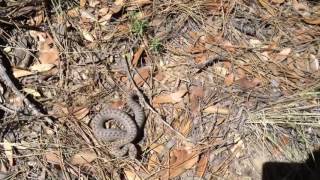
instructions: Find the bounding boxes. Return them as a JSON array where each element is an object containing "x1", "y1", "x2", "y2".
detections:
[{"x1": 91, "y1": 93, "x2": 144, "y2": 158}]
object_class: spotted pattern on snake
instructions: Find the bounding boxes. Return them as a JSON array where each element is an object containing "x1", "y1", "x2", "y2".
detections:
[{"x1": 91, "y1": 93, "x2": 145, "y2": 159}]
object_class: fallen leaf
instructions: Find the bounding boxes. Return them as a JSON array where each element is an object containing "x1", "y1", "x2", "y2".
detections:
[
  {"x1": 213, "y1": 65, "x2": 228, "y2": 78},
  {"x1": 258, "y1": 0, "x2": 276, "y2": 16},
  {"x1": 99, "y1": 13, "x2": 112, "y2": 25},
  {"x1": 194, "y1": 54, "x2": 207, "y2": 64},
  {"x1": 30, "y1": 31, "x2": 60, "y2": 65},
  {"x1": 124, "y1": 170, "x2": 142, "y2": 180},
  {"x1": 162, "y1": 148, "x2": 199, "y2": 179},
  {"x1": 30, "y1": 63, "x2": 55, "y2": 72},
  {"x1": 12, "y1": 68, "x2": 34, "y2": 78},
  {"x1": 203, "y1": 106, "x2": 229, "y2": 115},
  {"x1": 271, "y1": 0, "x2": 285, "y2": 4},
  {"x1": 88, "y1": 0, "x2": 100, "y2": 7},
  {"x1": 224, "y1": 73, "x2": 234, "y2": 86},
  {"x1": 149, "y1": 143, "x2": 166, "y2": 154},
  {"x1": 273, "y1": 48, "x2": 291, "y2": 62},
  {"x1": 23, "y1": 88, "x2": 41, "y2": 97},
  {"x1": 292, "y1": 0, "x2": 310, "y2": 17},
  {"x1": 82, "y1": 30, "x2": 95, "y2": 42},
  {"x1": 153, "y1": 89, "x2": 188, "y2": 104},
  {"x1": 70, "y1": 151, "x2": 97, "y2": 165},
  {"x1": 80, "y1": 10, "x2": 97, "y2": 21},
  {"x1": 80, "y1": 0, "x2": 87, "y2": 8},
  {"x1": 303, "y1": 17, "x2": 320, "y2": 25},
  {"x1": 132, "y1": 66, "x2": 151, "y2": 86},
  {"x1": 72, "y1": 107, "x2": 89, "y2": 120},
  {"x1": 235, "y1": 77, "x2": 261, "y2": 90},
  {"x1": 67, "y1": 7, "x2": 80, "y2": 17},
  {"x1": 190, "y1": 86, "x2": 204, "y2": 114},
  {"x1": 28, "y1": 10, "x2": 44, "y2": 26},
  {"x1": 196, "y1": 152, "x2": 209, "y2": 177},
  {"x1": 3, "y1": 139, "x2": 13, "y2": 167},
  {"x1": 154, "y1": 72, "x2": 166, "y2": 81},
  {"x1": 147, "y1": 152, "x2": 160, "y2": 171},
  {"x1": 129, "y1": 0, "x2": 152, "y2": 6},
  {"x1": 132, "y1": 44, "x2": 145, "y2": 66},
  {"x1": 110, "y1": 0, "x2": 124, "y2": 13},
  {"x1": 45, "y1": 151, "x2": 61, "y2": 164}
]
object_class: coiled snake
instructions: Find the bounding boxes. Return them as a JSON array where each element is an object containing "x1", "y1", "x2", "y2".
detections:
[{"x1": 91, "y1": 93, "x2": 145, "y2": 159}]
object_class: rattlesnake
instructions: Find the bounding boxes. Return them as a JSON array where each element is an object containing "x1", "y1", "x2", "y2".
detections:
[{"x1": 91, "y1": 93, "x2": 145, "y2": 159}]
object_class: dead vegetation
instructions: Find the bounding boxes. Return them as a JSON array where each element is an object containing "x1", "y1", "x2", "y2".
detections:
[{"x1": 0, "y1": 0, "x2": 319, "y2": 179}]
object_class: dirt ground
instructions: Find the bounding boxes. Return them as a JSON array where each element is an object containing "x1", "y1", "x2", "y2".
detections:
[{"x1": 0, "y1": 0, "x2": 319, "y2": 179}]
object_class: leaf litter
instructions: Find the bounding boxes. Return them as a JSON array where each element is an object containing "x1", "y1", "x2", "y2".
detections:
[{"x1": 0, "y1": 0, "x2": 319, "y2": 179}]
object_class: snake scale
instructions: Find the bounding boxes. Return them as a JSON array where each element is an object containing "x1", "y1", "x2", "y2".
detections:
[{"x1": 91, "y1": 93, "x2": 145, "y2": 159}]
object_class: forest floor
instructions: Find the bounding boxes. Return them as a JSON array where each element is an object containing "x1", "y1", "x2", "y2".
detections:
[{"x1": 0, "y1": 0, "x2": 320, "y2": 179}]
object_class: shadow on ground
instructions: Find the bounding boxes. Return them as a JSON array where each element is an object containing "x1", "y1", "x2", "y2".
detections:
[{"x1": 262, "y1": 150, "x2": 320, "y2": 180}]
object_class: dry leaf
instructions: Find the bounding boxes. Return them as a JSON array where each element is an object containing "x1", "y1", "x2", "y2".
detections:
[
  {"x1": 12, "y1": 68, "x2": 34, "y2": 78},
  {"x1": 124, "y1": 170, "x2": 142, "y2": 180},
  {"x1": 30, "y1": 31, "x2": 60, "y2": 65},
  {"x1": 23, "y1": 88, "x2": 41, "y2": 97},
  {"x1": 80, "y1": 10, "x2": 97, "y2": 21},
  {"x1": 292, "y1": 0, "x2": 310, "y2": 17},
  {"x1": 162, "y1": 148, "x2": 199, "y2": 179},
  {"x1": 132, "y1": 44, "x2": 145, "y2": 66},
  {"x1": 67, "y1": 7, "x2": 80, "y2": 17},
  {"x1": 190, "y1": 86, "x2": 204, "y2": 114},
  {"x1": 129, "y1": 0, "x2": 152, "y2": 6},
  {"x1": 271, "y1": 0, "x2": 285, "y2": 4},
  {"x1": 147, "y1": 152, "x2": 160, "y2": 171},
  {"x1": 274, "y1": 48, "x2": 291, "y2": 62},
  {"x1": 88, "y1": 0, "x2": 100, "y2": 7},
  {"x1": 258, "y1": 0, "x2": 276, "y2": 16},
  {"x1": 203, "y1": 106, "x2": 229, "y2": 115},
  {"x1": 45, "y1": 151, "x2": 61, "y2": 164},
  {"x1": 80, "y1": 0, "x2": 87, "y2": 7},
  {"x1": 235, "y1": 78, "x2": 261, "y2": 90},
  {"x1": 224, "y1": 73, "x2": 234, "y2": 86},
  {"x1": 194, "y1": 54, "x2": 207, "y2": 64},
  {"x1": 153, "y1": 89, "x2": 188, "y2": 104},
  {"x1": 303, "y1": 17, "x2": 320, "y2": 25},
  {"x1": 3, "y1": 139, "x2": 13, "y2": 167},
  {"x1": 110, "y1": 0, "x2": 124, "y2": 13},
  {"x1": 30, "y1": 63, "x2": 55, "y2": 72},
  {"x1": 149, "y1": 143, "x2": 165, "y2": 154},
  {"x1": 213, "y1": 65, "x2": 228, "y2": 78},
  {"x1": 29, "y1": 10, "x2": 44, "y2": 26},
  {"x1": 82, "y1": 30, "x2": 95, "y2": 42},
  {"x1": 196, "y1": 152, "x2": 209, "y2": 177},
  {"x1": 132, "y1": 66, "x2": 151, "y2": 86},
  {"x1": 70, "y1": 151, "x2": 97, "y2": 165},
  {"x1": 72, "y1": 107, "x2": 89, "y2": 120}
]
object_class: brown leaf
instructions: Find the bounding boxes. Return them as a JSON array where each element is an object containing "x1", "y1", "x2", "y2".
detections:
[
  {"x1": 258, "y1": 0, "x2": 276, "y2": 16},
  {"x1": 164, "y1": 148, "x2": 199, "y2": 179},
  {"x1": 147, "y1": 152, "x2": 161, "y2": 172},
  {"x1": 234, "y1": 77, "x2": 261, "y2": 90},
  {"x1": 3, "y1": 139, "x2": 13, "y2": 167},
  {"x1": 224, "y1": 73, "x2": 234, "y2": 86},
  {"x1": 80, "y1": 0, "x2": 87, "y2": 8},
  {"x1": 131, "y1": 44, "x2": 145, "y2": 66},
  {"x1": 190, "y1": 86, "x2": 204, "y2": 114},
  {"x1": 30, "y1": 63, "x2": 55, "y2": 72},
  {"x1": 303, "y1": 17, "x2": 320, "y2": 25},
  {"x1": 273, "y1": 48, "x2": 291, "y2": 62},
  {"x1": 72, "y1": 107, "x2": 89, "y2": 120},
  {"x1": 271, "y1": 0, "x2": 285, "y2": 4},
  {"x1": 203, "y1": 106, "x2": 229, "y2": 115},
  {"x1": 70, "y1": 151, "x2": 97, "y2": 165},
  {"x1": 196, "y1": 152, "x2": 209, "y2": 177},
  {"x1": 133, "y1": 66, "x2": 151, "y2": 86},
  {"x1": 110, "y1": 0, "x2": 124, "y2": 13},
  {"x1": 30, "y1": 31, "x2": 60, "y2": 65},
  {"x1": 45, "y1": 151, "x2": 61, "y2": 164},
  {"x1": 124, "y1": 170, "x2": 142, "y2": 180},
  {"x1": 153, "y1": 90, "x2": 188, "y2": 104},
  {"x1": 154, "y1": 72, "x2": 166, "y2": 81},
  {"x1": 194, "y1": 54, "x2": 207, "y2": 64},
  {"x1": 12, "y1": 68, "x2": 34, "y2": 78}
]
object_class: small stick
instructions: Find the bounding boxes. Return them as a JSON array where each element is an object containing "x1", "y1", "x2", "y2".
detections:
[{"x1": 122, "y1": 55, "x2": 191, "y2": 142}]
